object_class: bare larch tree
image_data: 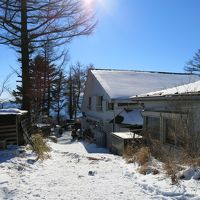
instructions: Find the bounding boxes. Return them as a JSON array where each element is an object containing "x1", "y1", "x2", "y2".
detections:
[{"x1": 0, "y1": 0, "x2": 95, "y2": 111}]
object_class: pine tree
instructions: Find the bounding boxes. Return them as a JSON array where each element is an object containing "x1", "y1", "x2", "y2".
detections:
[
  {"x1": 51, "y1": 70, "x2": 67, "y2": 125},
  {"x1": 185, "y1": 49, "x2": 200, "y2": 74}
]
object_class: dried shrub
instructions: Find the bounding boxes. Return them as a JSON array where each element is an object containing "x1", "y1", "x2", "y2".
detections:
[
  {"x1": 183, "y1": 156, "x2": 200, "y2": 168},
  {"x1": 31, "y1": 133, "x2": 51, "y2": 160},
  {"x1": 134, "y1": 147, "x2": 150, "y2": 166},
  {"x1": 123, "y1": 145, "x2": 150, "y2": 166},
  {"x1": 163, "y1": 160, "x2": 180, "y2": 185},
  {"x1": 123, "y1": 145, "x2": 138, "y2": 162},
  {"x1": 152, "y1": 168, "x2": 159, "y2": 175}
]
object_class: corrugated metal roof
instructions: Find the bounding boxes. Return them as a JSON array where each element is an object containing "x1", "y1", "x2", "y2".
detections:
[
  {"x1": 91, "y1": 69, "x2": 200, "y2": 99},
  {"x1": 138, "y1": 80, "x2": 200, "y2": 97}
]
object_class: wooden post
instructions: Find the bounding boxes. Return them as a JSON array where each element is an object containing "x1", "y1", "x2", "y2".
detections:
[{"x1": 16, "y1": 116, "x2": 19, "y2": 145}]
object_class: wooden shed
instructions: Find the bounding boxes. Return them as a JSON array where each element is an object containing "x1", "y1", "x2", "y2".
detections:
[
  {"x1": 0, "y1": 109, "x2": 28, "y2": 147},
  {"x1": 111, "y1": 132, "x2": 143, "y2": 155}
]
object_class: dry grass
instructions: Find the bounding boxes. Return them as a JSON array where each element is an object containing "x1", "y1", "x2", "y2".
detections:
[
  {"x1": 123, "y1": 131, "x2": 200, "y2": 184},
  {"x1": 183, "y1": 156, "x2": 200, "y2": 168},
  {"x1": 138, "y1": 164, "x2": 149, "y2": 175},
  {"x1": 123, "y1": 145, "x2": 150, "y2": 166},
  {"x1": 148, "y1": 139, "x2": 171, "y2": 163},
  {"x1": 124, "y1": 145, "x2": 159, "y2": 175},
  {"x1": 31, "y1": 133, "x2": 51, "y2": 160},
  {"x1": 134, "y1": 147, "x2": 151, "y2": 166},
  {"x1": 163, "y1": 160, "x2": 182, "y2": 185},
  {"x1": 123, "y1": 145, "x2": 138, "y2": 161}
]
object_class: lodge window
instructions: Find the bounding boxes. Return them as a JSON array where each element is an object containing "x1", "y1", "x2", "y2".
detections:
[
  {"x1": 96, "y1": 96, "x2": 103, "y2": 112},
  {"x1": 107, "y1": 102, "x2": 114, "y2": 111},
  {"x1": 118, "y1": 103, "x2": 138, "y2": 107},
  {"x1": 146, "y1": 117, "x2": 160, "y2": 140},
  {"x1": 165, "y1": 118, "x2": 183, "y2": 146},
  {"x1": 165, "y1": 119, "x2": 176, "y2": 145},
  {"x1": 88, "y1": 97, "x2": 92, "y2": 110}
]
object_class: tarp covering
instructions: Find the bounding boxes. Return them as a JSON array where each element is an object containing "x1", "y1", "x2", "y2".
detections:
[{"x1": 110, "y1": 109, "x2": 143, "y2": 126}]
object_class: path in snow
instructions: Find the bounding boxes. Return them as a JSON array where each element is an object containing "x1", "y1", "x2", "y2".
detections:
[{"x1": 0, "y1": 132, "x2": 200, "y2": 200}]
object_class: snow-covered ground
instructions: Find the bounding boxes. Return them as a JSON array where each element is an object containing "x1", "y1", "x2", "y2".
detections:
[{"x1": 0, "y1": 132, "x2": 200, "y2": 200}]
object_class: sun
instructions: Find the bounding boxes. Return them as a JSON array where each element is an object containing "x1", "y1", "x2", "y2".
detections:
[
  {"x1": 83, "y1": 0, "x2": 94, "y2": 7},
  {"x1": 82, "y1": 0, "x2": 110, "y2": 13},
  {"x1": 82, "y1": 0, "x2": 105, "y2": 8}
]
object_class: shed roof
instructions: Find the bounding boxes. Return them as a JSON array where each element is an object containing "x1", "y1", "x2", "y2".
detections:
[
  {"x1": 111, "y1": 132, "x2": 142, "y2": 139},
  {"x1": 91, "y1": 69, "x2": 200, "y2": 99},
  {"x1": 137, "y1": 80, "x2": 200, "y2": 97},
  {"x1": 0, "y1": 108, "x2": 28, "y2": 115}
]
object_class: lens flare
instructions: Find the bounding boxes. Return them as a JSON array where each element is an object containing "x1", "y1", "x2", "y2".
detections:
[{"x1": 83, "y1": 0, "x2": 95, "y2": 7}]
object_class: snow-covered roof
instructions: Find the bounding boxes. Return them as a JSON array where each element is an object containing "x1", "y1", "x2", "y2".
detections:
[
  {"x1": 0, "y1": 108, "x2": 28, "y2": 115},
  {"x1": 138, "y1": 80, "x2": 200, "y2": 97},
  {"x1": 91, "y1": 69, "x2": 200, "y2": 99},
  {"x1": 111, "y1": 132, "x2": 143, "y2": 139}
]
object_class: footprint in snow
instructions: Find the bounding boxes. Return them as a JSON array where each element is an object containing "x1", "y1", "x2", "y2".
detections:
[
  {"x1": 33, "y1": 194, "x2": 40, "y2": 197},
  {"x1": 0, "y1": 181, "x2": 8, "y2": 185}
]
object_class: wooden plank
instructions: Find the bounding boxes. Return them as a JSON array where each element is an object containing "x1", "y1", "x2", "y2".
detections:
[
  {"x1": 0, "y1": 125, "x2": 16, "y2": 129},
  {"x1": 0, "y1": 132, "x2": 16, "y2": 137},
  {"x1": 16, "y1": 117, "x2": 19, "y2": 145},
  {"x1": 21, "y1": 119, "x2": 29, "y2": 126},
  {"x1": 3, "y1": 136, "x2": 17, "y2": 140},
  {"x1": 0, "y1": 128, "x2": 16, "y2": 133},
  {"x1": 5, "y1": 136, "x2": 17, "y2": 139},
  {"x1": 0, "y1": 140, "x2": 6, "y2": 150},
  {"x1": 21, "y1": 119, "x2": 34, "y2": 148},
  {"x1": 0, "y1": 131, "x2": 16, "y2": 135},
  {"x1": 1, "y1": 137, "x2": 17, "y2": 141},
  {"x1": 6, "y1": 141, "x2": 17, "y2": 145}
]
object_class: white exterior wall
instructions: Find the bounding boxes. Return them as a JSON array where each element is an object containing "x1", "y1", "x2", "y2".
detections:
[{"x1": 81, "y1": 70, "x2": 139, "y2": 148}]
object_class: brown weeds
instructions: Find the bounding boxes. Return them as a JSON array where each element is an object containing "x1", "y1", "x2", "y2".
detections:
[{"x1": 31, "y1": 133, "x2": 51, "y2": 160}]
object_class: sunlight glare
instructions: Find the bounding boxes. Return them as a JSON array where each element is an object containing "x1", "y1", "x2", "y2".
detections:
[
  {"x1": 83, "y1": 0, "x2": 105, "y2": 9},
  {"x1": 83, "y1": 0, "x2": 95, "y2": 7},
  {"x1": 82, "y1": 0, "x2": 118, "y2": 17}
]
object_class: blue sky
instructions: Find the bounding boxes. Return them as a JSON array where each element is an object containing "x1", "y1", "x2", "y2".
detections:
[
  {"x1": 1, "y1": 0, "x2": 200, "y2": 96},
  {"x1": 69, "y1": 0, "x2": 200, "y2": 71}
]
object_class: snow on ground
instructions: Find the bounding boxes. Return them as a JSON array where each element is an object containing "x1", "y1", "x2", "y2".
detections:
[{"x1": 0, "y1": 132, "x2": 200, "y2": 200}]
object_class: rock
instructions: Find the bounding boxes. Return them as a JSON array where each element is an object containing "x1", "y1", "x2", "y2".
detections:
[
  {"x1": 193, "y1": 169, "x2": 200, "y2": 180},
  {"x1": 27, "y1": 159, "x2": 36, "y2": 164},
  {"x1": 49, "y1": 136, "x2": 57, "y2": 143},
  {"x1": 17, "y1": 165, "x2": 24, "y2": 171},
  {"x1": 16, "y1": 149, "x2": 26, "y2": 157},
  {"x1": 88, "y1": 171, "x2": 96, "y2": 176}
]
